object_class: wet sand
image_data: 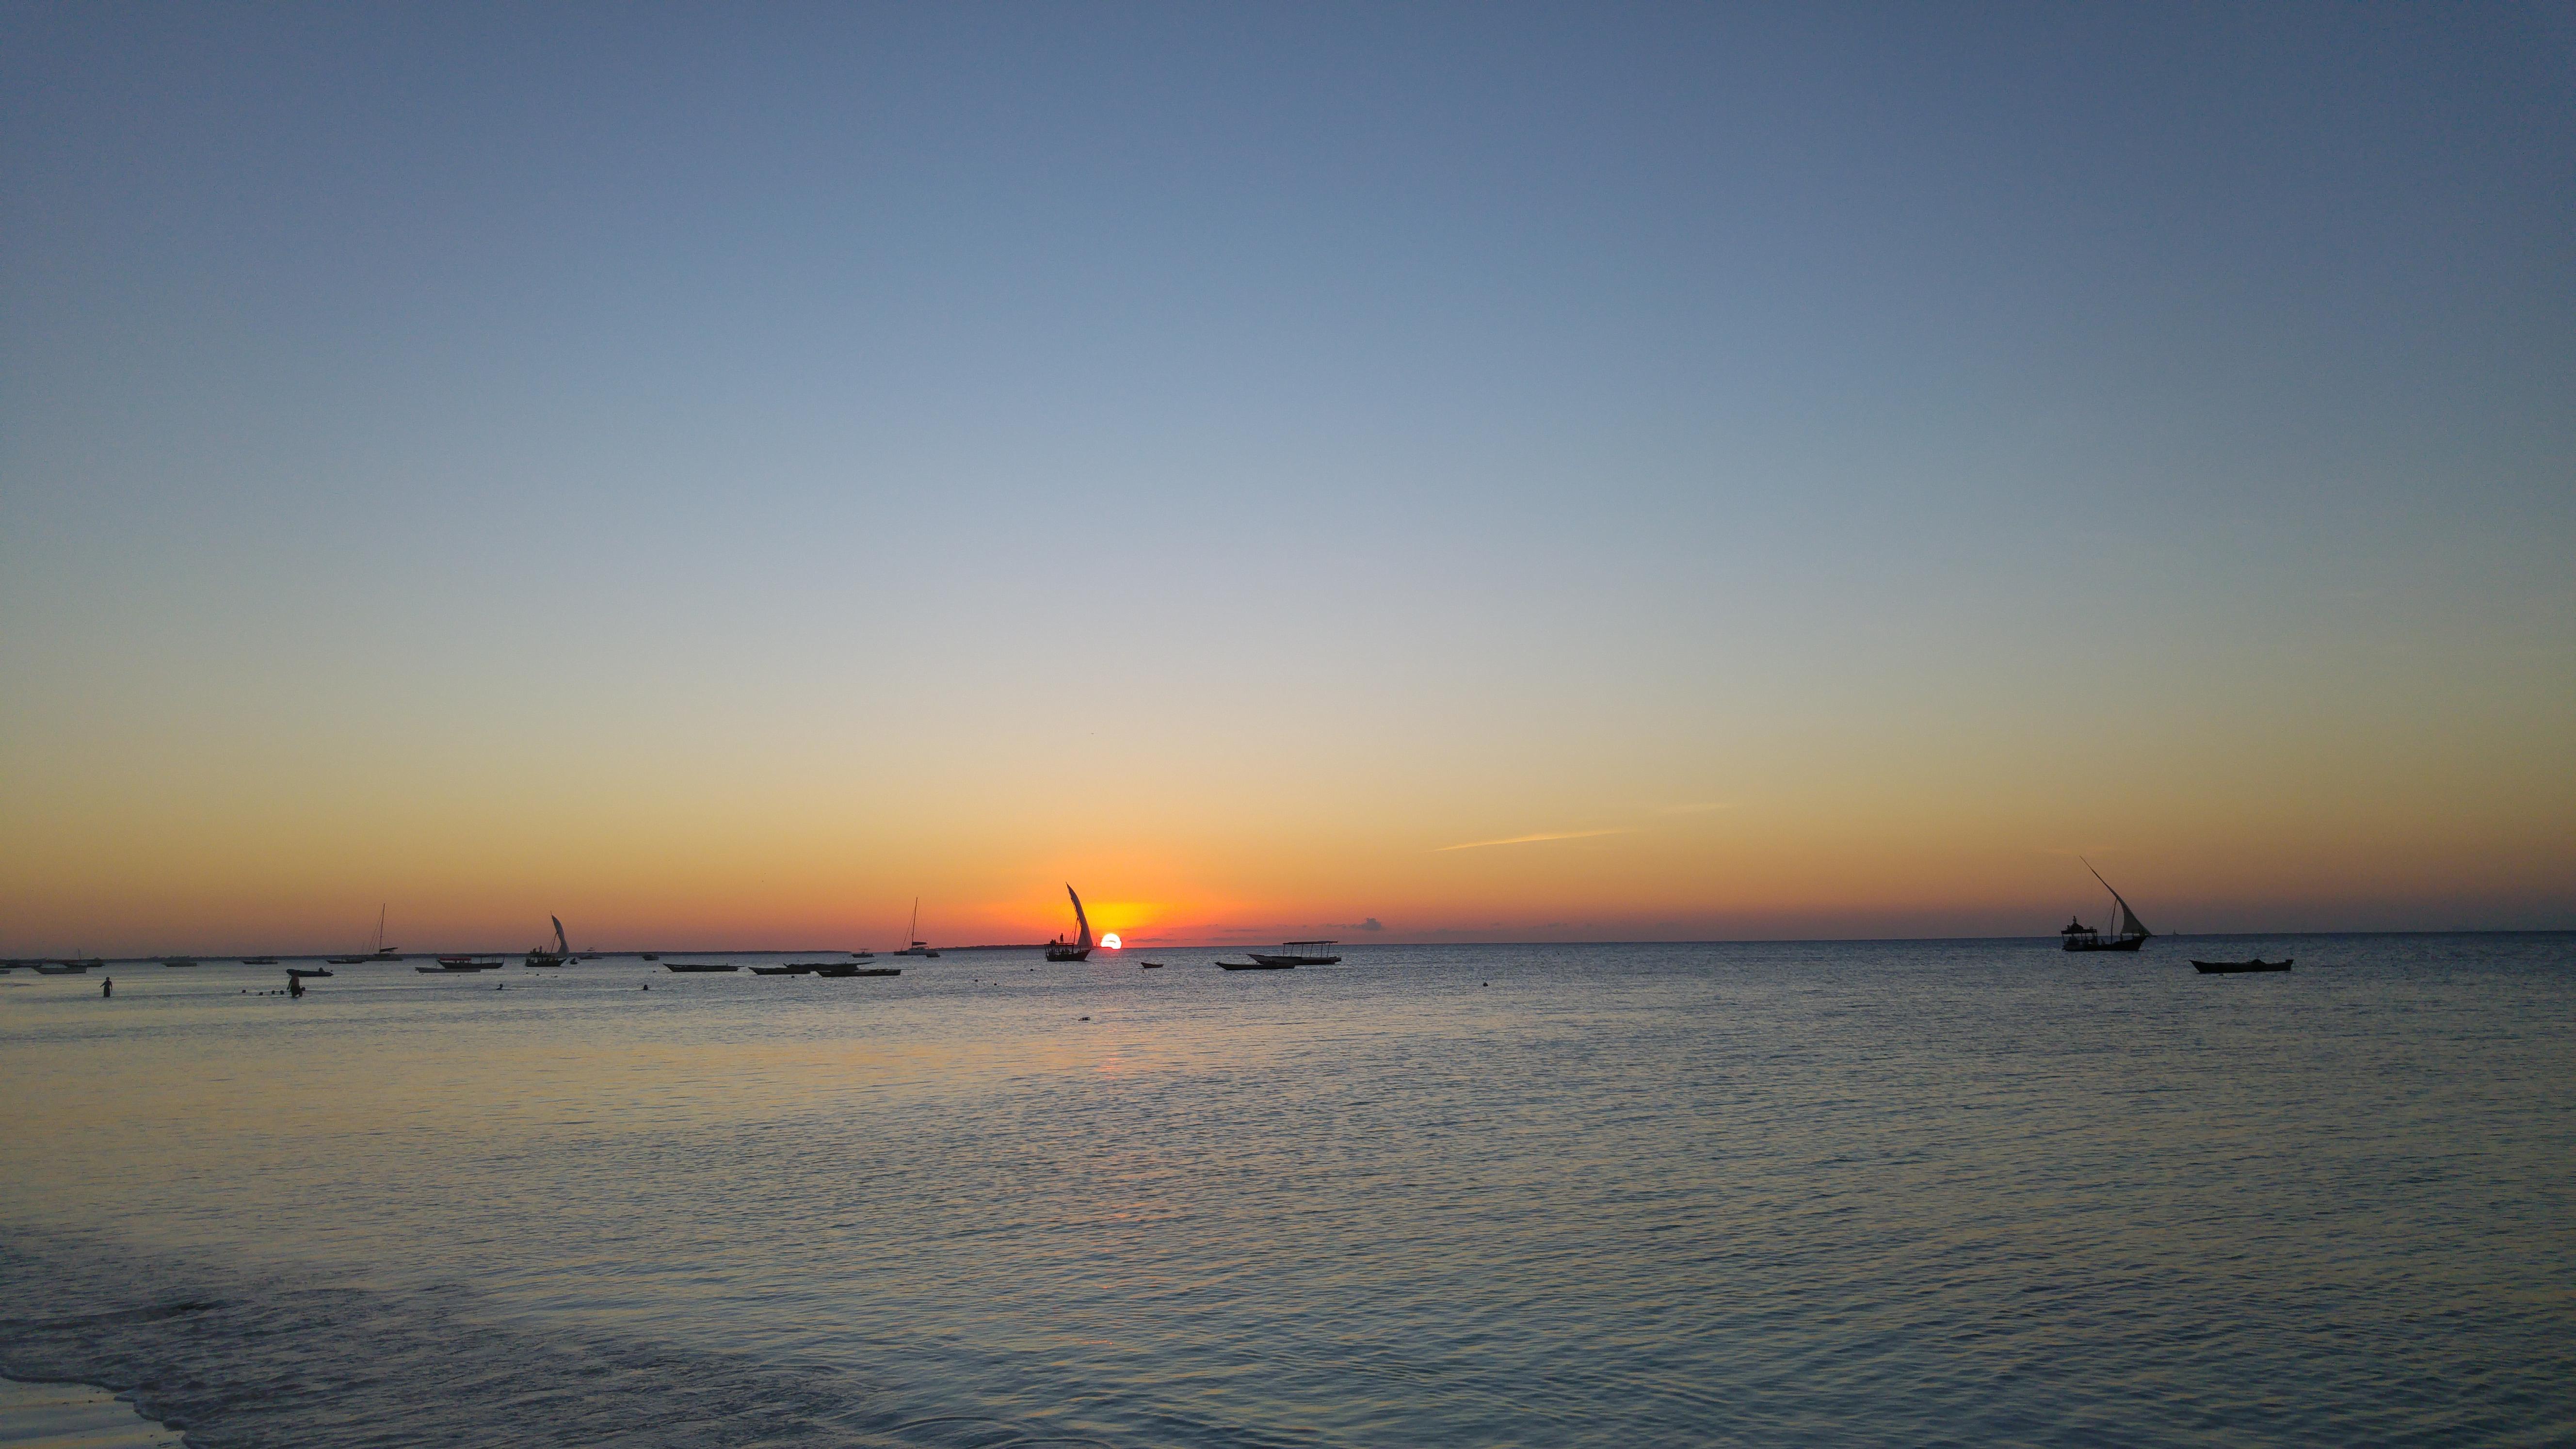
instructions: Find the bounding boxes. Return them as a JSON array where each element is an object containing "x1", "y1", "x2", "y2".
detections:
[{"x1": 0, "y1": 1378, "x2": 183, "y2": 1448}]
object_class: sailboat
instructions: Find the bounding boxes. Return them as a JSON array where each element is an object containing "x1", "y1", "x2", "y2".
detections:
[
  {"x1": 1046, "y1": 886, "x2": 1095, "y2": 962},
  {"x1": 525, "y1": 916, "x2": 570, "y2": 968},
  {"x1": 328, "y1": 906, "x2": 402, "y2": 964},
  {"x1": 2060, "y1": 861, "x2": 2154, "y2": 952},
  {"x1": 891, "y1": 899, "x2": 939, "y2": 957}
]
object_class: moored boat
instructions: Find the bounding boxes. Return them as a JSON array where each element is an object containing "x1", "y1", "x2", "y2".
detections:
[
  {"x1": 287, "y1": 966, "x2": 334, "y2": 978},
  {"x1": 750, "y1": 965, "x2": 815, "y2": 975},
  {"x1": 2192, "y1": 958, "x2": 2294, "y2": 974},
  {"x1": 665, "y1": 963, "x2": 739, "y2": 972},
  {"x1": 1218, "y1": 959, "x2": 1293, "y2": 970},
  {"x1": 241, "y1": 956, "x2": 280, "y2": 965},
  {"x1": 813, "y1": 964, "x2": 900, "y2": 978},
  {"x1": 437, "y1": 956, "x2": 502, "y2": 970},
  {"x1": 1246, "y1": 940, "x2": 1341, "y2": 966},
  {"x1": 890, "y1": 898, "x2": 940, "y2": 956}
]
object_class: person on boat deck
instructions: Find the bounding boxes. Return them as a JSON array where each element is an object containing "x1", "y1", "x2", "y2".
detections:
[{"x1": 2065, "y1": 917, "x2": 2088, "y2": 932}]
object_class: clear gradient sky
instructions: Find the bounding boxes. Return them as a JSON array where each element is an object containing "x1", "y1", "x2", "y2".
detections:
[{"x1": 4, "y1": 4, "x2": 2570, "y2": 954}]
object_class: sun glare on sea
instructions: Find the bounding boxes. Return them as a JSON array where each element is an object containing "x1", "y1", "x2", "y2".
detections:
[{"x1": 1101, "y1": 934, "x2": 1121, "y2": 950}]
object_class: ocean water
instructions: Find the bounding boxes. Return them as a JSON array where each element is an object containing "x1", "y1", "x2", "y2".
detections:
[{"x1": 2, "y1": 936, "x2": 2569, "y2": 1448}]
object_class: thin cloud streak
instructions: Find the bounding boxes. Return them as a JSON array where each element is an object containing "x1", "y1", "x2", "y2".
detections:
[{"x1": 1436, "y1": 829, "x2": 1630, "y2": 852}]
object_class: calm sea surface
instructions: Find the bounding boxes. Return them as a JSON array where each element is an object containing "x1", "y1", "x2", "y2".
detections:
[{"x1": 3, "y1": 936, "x2": 2569, "y2": 1447}]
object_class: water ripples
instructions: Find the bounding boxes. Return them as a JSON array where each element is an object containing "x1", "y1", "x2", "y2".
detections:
[{"x1": 2, "y1": 936, "x2": 2570, "y2": 1445}]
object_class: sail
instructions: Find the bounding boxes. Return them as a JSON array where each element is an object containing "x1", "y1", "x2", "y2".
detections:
[
  {"x1": 2083, "y1": 859, "x2": 2153, "y2": 939},
  {"x1": 1067, "y1": 886, "x2": 1092, "y2": 950},
  {"x1": 2115, "y1": 897, "x2": 2151, "y2": 938},
  {"x1": 552, "y1": 916, "x2": 568, "y2": 954}
]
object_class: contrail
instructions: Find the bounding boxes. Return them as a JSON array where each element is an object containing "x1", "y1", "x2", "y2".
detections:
[{"x1": 1436, "y1": 829, "x2": 1628, "y2": 852}]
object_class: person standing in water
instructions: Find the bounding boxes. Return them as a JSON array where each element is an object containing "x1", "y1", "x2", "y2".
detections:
[
  {"x1": 288, "y1": 974, "x2": 304, "y2": 998},
  {"x1": 102, "y1": 976, "x2": 113, "y2": 998}
]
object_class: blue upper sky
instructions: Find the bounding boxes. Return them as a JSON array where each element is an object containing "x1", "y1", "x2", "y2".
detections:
[{"x1": 3, "y1": 4, "x2": 2570, "y2": 943}]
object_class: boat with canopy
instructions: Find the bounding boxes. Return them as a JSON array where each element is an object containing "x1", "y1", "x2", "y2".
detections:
[{"x1": 2060, "y1": 862, "x2": 2153, "y2": 952}]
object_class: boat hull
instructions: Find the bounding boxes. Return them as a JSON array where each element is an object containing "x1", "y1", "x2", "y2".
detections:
[
  {"x1": 1246, "y1": 952, "x2": 1340, "y2": 966},
  {"x1": 2192, "y1": 959, "x2": 2294, "y2": 974},
  {"x1": 665, "y1": 964, "x2": 740, "y2": 972},
  {"x1": 1046, "y1": 948, "x2": 1091, "y2": 962},
  {"x1": 2061, "y1": 937, "x2": 2146, "y2": 952},
  {"x1": 814, "y1": 966, "x2": 901, "y2": 978},
  {"x1": 1218, "y1": 961, "x2": 1294, "y2": 970}
]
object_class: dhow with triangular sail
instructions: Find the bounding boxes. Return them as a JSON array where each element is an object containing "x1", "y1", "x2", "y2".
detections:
[
  {"x1": 1046, "y1": 886, "x2": 1094, "y2": 962},
  {"x1": 526, "y1": 916, "x2": 570, "y2": 968},
  {"x1": 2061, "y1": 861, "x2": 2154, "y2": 952}
]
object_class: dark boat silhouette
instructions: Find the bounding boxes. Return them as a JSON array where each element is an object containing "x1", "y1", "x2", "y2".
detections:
[
  {"x1": 750, "y1": 965, "x2": 815, "y2": 975},
  {"x1": 160, "y1": 958, "x2": 198, "y2": 967},
  {"x1": 241, "y1": 956, "x2": 279, "y2": 965},
  {"x1": 666, "y1": 963, "x2": 739, "y2": 973},
  {"x1": 814, "y1": 964, "x2": 901, "y2": 977},
  {"x1": 1046, "y1": 886, "x2": 1095, "y2": 962},
  {"x1": 2193, "y1": 958, "x2": 2293, "y2": 974},
  {"x1": 1247, "y1": 940, "x2": 1341, "y2": 966},
  {"x1": 1218, "y1": 959, "x2": 1294, "y2": 971},
  {"x1": 1139, "y1": 962, "x2": 1165, "y2": 969},
  {"x1": 525, "y1": 916, "x2": 570, "y2": 968},
  {"x1": 287, "y1": 966, "x2": 334, "y2": 979},
  {"x1": 2061, "y1": 862, "x2": 2153, "y2": 952},
  {"x1": 331, "y1": 905, "x2": 403, "y2": 963},
  {"x1": 890, "y1": 898, "x2": 941, "y2": 957}
]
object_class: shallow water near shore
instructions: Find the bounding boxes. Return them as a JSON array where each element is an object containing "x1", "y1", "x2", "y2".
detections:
[{"x1": 3, "y1": 936, "x2": 2570, "y2": 1446}]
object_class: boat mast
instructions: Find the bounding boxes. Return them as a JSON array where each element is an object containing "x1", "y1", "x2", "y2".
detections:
[{"x1": 1067, "y1": 885, "x2": 1092, "y2": 950}]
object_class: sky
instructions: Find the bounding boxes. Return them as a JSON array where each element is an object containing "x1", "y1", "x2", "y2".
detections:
[{"x1": 3, "y1": 3, "x2": 2570, "y2": 953}]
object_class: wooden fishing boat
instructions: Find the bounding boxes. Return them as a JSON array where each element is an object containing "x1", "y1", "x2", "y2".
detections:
[
  {"x1": 750, "y1": 965, "x2": 815, "y2": 975},
  {"x1": 1046, "y1": 886, "x2": 1095, "y2": 962},
  {"x1": 1218, "y1": 959, "x2": 1293, "y2": 970},
  {"x1": 2192, "y1": 958, "x2": 2294, "y2": 974},
  {"x1": 814, "y1": 964, "x2": 901, "y2": 978},
  {"x1": 2061, "y1": 863, "x2": 2153, "y2": 952},
  {"x1": 1246, "y1": 940, "x2": 1340, "y2": 966},
  {"x1": 665, "y1": 963, "x2": 740, "y2": 972},
  {"x1": 1139, "y1": 962, "x2": 1165, "y2": 969},
  {"x1": 287, "y1": 966, "x2": 334, "y2": 978},
  {"x1": 525, "y1": 916, "x2": 570, "y2": 968}
]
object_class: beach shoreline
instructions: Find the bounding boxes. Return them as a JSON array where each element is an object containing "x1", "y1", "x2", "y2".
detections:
[{"x1": 0, "y1": 1376, "x2": 184, "y2": 1448}]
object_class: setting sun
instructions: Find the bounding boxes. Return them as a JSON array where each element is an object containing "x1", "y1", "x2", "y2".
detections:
[{"x1": 1100, "y1": 933, "x2": 1121, "y2": 950}]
